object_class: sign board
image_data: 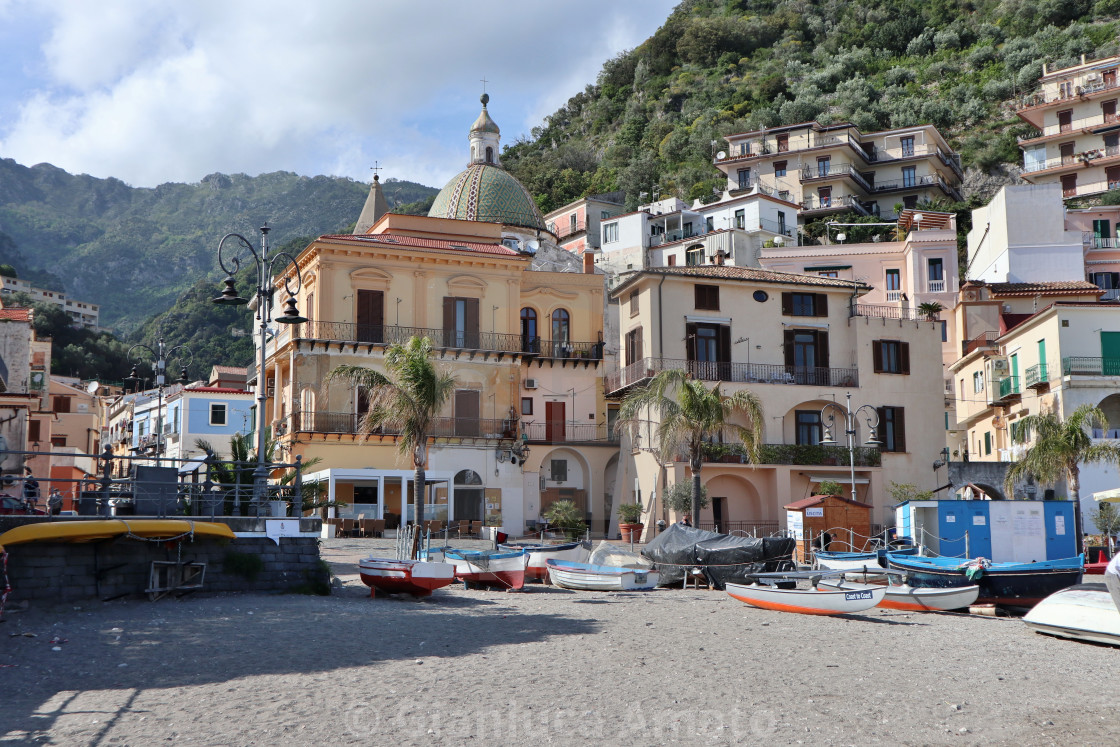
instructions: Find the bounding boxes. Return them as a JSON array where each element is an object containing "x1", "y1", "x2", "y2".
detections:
[
  {"x1": 265, "y1": 519, "x2": 302, "y2": 546},
  {"x1": 1055, "y1": 515, "x2": 1066, "y2": 535},
  {"x1": 786, "y1": 510, "x2": 804, "y2": 540},
  {"x1": 806, "y1": 507, "x2": 824, "y2": 518},
  {"x1": 973, "y1": 516, "x2": 986, "y2": 526},
  {"x1": 946, "y1": 515, "x2": 956, "y2": 523}
]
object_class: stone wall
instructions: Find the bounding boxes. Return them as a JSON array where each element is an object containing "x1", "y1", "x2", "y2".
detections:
[{"x1": 0, "y1": 517, "x2": 327, "y2": 603}]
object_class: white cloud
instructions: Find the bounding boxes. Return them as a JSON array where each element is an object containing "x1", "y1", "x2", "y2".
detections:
[{"x1": 0, "y1": 0, "x2": 677, "y2": 187}]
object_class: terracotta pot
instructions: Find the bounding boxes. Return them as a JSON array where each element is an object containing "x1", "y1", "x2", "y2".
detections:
[{"x1": 619, "y1": 522, "x2": 644, "y2": 543}]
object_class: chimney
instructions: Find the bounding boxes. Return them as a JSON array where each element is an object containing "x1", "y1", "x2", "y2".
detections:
[{"x1": 583, "y1": 251, "x2": 595, "y2": 274}]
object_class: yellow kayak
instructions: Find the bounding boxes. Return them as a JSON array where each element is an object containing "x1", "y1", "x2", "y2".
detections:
[{"x1": 0, "y1": 519, "x2": 236, "y2": 546}]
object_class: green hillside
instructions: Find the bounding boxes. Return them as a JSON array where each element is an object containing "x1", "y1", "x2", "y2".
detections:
[{"x1": 503, "y1": 0, "x2": 1120, "y2": 215}]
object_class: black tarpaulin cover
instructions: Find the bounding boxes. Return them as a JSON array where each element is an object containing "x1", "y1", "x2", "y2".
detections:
[{"x1": 640, "y1": 523, "x2": 796, "y2": 589}]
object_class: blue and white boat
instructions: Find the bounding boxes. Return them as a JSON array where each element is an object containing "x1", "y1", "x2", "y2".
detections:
[
  {"x1": 885, "y1": 553, "x2": 1083, "y2": 607},
  {"x1": 545, "y1": 559, "x2": 659, "y2": 591},
  {"x1": 441, "y1": 548, "x2": 530, "y2": 590},
  {"x1": 814, "y1": 546, "x2": 917, "y2": 572}
]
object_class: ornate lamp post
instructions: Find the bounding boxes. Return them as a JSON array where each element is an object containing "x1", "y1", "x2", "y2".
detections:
[
  {"x1": 819, "y1": 393, "x2": 880, "y2": 502},
  {"x1": 126, "y1": 322, "x2": 192, "y2": 462},
  {"x1": 213, "y1": 224, "x2": 307, "y2": 513}
]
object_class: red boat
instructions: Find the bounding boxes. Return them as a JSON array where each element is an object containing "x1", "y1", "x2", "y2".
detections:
[
  {"x1": 1085, "y1": 547, "x2": 1112, "y2": 575},
  {"x1": 358, "y1": 557, "x2": 456, "y2": 597}
]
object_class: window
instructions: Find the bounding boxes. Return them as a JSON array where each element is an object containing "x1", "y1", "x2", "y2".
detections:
[
  {"x1": 777, "y1": 212, "x2": 786, "y2": 234},
  {"x1": 28, "y1": 420, "x2": 40, "y2": 443},
  {"x1": 795, "y1": 411, "x2": 823, "y2": 446},
  {"x1": 706, "y1": 217, "x2": 714, "y2": 232},
  {"x1": 941, "y1": 321, "x2": 948, "y2": 342},
  {"x1": 885, "y1": 269, "x2": 901, "y2": 291},
  {"x1": 1061, "y1": 174, "x2": 1078, "y2": 198},
  {"x1": 51, "y1": 436, "x2": 66, "y2": 448},
  {"x1": 872, "y1": 340, "x2": 910, "y2": 374},
  {"x1": 774, "y1": 160, "x2": 787, "y2": 177},
  {"x1": 485, "y1": 146, "x2": 493, "y2": 163},
  {"x1": 734, "y1": 209, "x2": 745, "y2": 229},
  {"x1": 520, "y1": 307, "x2": 538, "y2": 352},
  {"x1": 625, "y1": 327, "x2": 643, "y2": 366},
  {"x1": 902, "y1": 166, "x2": 916, "y2": 188},
  {"x1": 601, "y1": 210, "x2": 611, "y2": 220},
  {"x1": 817, "y1": 156, "x2": 831, "y2": 177},
  {"x1": 973, "y1": 371, "x2": 984, "y2": 393},
  {"x1": 737, "y1": 168, "x2": 751, "y2": 189},
  {"x1": 984, "y1": 431, "x2": 992, "y2": 456},
  {"x1": 210, "y1": 403, "x2": 228, "y2": 426},
  {"x1": 521, "y1": 397, "x2": 533, "y2": 415},
  {"x1": 781, "y1": 292, "x2": 828, "y2": 317},
  {"x1": 551, "y1": 309, "x2": 570, "y2": 343},
  {"x1": 686, "y1": 246, "x2": 704, "y2": 266},
  {"x1": 776, "y1": 133, "x2": 789, "y2": 152},
  {"x1": 52, "y1": 395, "x2": 71, "y2": 413},
  {"x1": 900, "y1": 136, "x2": 915, "y2": 156},
  {"x1": 550, "y1": 459, "x2": 568, "y2": 482},
  {"x1": 1058, "y1": 109, "x2": 1073, "y2": 132},
  {"x1": 629, "y1": 290, "x2": 640, "y2": 317},
  {"x1": 695, "y1": 284, "x2": 720, "y2": 311},
  {"x1": 443, "y1": 297, "x2": 480, "y2": 348},
  {"x1": 877, "y1": 406, "x2": 906, "y2": 452},
  {"x1": 928, "y1": 258, "x2": 944, "y2": 281},
  {"x1": 683, "y1": 222, "x2": 693, "y2": 238},
  {"x1": 783, "y1": 329, "x2": 829, "y2": 372},
  {"x1": 818, "y1": 270, "x2": 839, "y2": 279},
  {"x1": 903, "y1": 195, "x2": 918, "y2": 209},
  {"x1": 818, "y1": 186, "x2": 832, "y2": 208},
  {"x1": 668, "y1": 255, "x2": 676, "y2": 266},
  {"x1": 569, "y1": 214, "x2": 577, "y2": 232},
  {"x1": 603, "y1": 222, "x2": 619, "y2": 243}
]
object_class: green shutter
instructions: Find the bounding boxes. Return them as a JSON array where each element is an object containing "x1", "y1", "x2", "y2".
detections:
[
  {"x1": 1103, "y1": 331, "x2": 1120, "y2": 375},
  {"x1": 984, "y1": 431, "x2": 991, "y2": 455}
]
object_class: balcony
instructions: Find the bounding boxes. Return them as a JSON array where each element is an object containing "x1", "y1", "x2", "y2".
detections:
[
  {"x1": 963, "y1": 330, "x2": 1000, "y2": 356},
  {"x1": 1084, "y1": 233, "x2": 1120, "y2": 249},
  {"x1": 799, "y1": 163, "x2": 872, "y2": 192},
  {"x1": 1062, "y1": 357, "x2": 1120, "y2": 376},
  {"x1": 282, "y1": 410, "x2": 520, "y2": 440},
  {"x1": 605, "y1": 358, "x2": 859, "y2": 395},
  {"x1": 1022, "y1": 146, "x2": 1120, "y2": 175},
  {"x1": 700, "y1": 441, "x2": 880, "y2": 467},
  {"x1": 552, "y1": 219, "x2": 587, "y2": 239},
  {"x1": 928, "y1": 279, "x2": 946, "y2": 293},
  {"x1": 871, "y1": 173, "x2": 962, "y2": 201},
  {"x1": 997, "y1": 375, "x2": 1021, "y2": 401},
  {"x1": 297, "y1": 321, "x2": 528, "y2": 357},
  {"x1": 1025, "y1": 363, "x2": 1050, "y2": 390},
  {"x1": 521, "y1": 421, "x2": 618, "y2": 444},
  {"x1": 800, "y1": 194, "x2": 870, "y2": 216},
  {"x1": 850, "y1": 303, "x2": 934, "y2": 322}
]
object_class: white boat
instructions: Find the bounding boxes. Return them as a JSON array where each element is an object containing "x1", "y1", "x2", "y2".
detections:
[
  {"x1": 820, "y1": 579, "x2": 979, "y2": 611},
  {"x1": 545, "y1": 559, "x2": 660, "y2": 591},
  {"x1": 443, "y1": 548, "x2": 530, "y2": 590},
  {"x1": 1023, "y1": 583, "x2": 1120, "y2": 647},
  {"x1": 499, "y1": 541, "x2": 589, "y2": 582},
  {"x1": 726, "y1": 577, "x2": 886, "y2": 616},
  {"x1": 358, "y1": 557, "x2": 456, "y2": 597}
]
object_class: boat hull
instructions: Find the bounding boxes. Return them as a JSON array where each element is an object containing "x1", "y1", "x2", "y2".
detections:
[
  {"x1": 886, "y1": 554, "x2": 1083, "y2": 607},
  {"x1": 545, "y1": 559, "x2": 659, "y2": 591},
  {"x1": 0, "y1": 519, "x2": 235, "y2": 545},
  {"x1": 1024, "y1": 583, "x2": 1120, "y2": 646},
  {"x1": 358, "y1": 558, "x2": 456, "y2": 597},
  {"x1": 445, "y1": 549, "x2": 529, "y2": 590},
  {"x1": 822, "y1": 580, "x2": 979, "y2": 611},
  {"x1": 500, "y1": 541, "x2": 588, "y2": 581},
  {"x1": 725, "y1": 581, "x2": 885, "y2": 616}
]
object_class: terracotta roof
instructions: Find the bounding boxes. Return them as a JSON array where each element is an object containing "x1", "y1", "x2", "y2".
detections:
[
  {"x1": 211, "y1": 365, "x2": 247, "y2": 374},
  {"x1": 784, "y1": 495, "x2": 873, "y2": 510},
  {"x1": 320, "y1": 233, "x2": 520, "y2": 256},
  {"x1": 986, "y1": 281, "x2": 1102, "y2": 296},
  {"x1": 0, "y1": 308, "x2": 31, "y2": 321},
  {"x1": 612, "y1": 265, "x2": 870, "y2": 296},
  {"x1": 183, "y1": 387, "x2": 251, "y2": 395}
]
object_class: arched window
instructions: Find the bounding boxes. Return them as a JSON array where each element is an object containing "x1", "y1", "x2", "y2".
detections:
[
  {"x1": 486, "y1": 146, "x2": 494, "y2": 163},
  {"x1": 520, "y1": 307, "x2": 538, "y2": 353},
  {"x1": 455, "y1": 469, "x2": 483, "y2": 486},
  {"x1": 552, "y1": 308, "x2": 570, "y2": 344}
]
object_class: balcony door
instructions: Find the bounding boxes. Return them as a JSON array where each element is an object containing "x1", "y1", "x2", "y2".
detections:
[
  {"x1": 443, "y1": 297, "x2": 480, "y2": 349},
  {"x1": 545, "y1": 401, "x2": 566, "y2": 442},
  {"x1": 356, "y1": 290, "x2": 384, "y2": 343},
  {"x1": 686, "y1": 322, "x2": 730, "y2": 381},
  {"x1": 1103, "y1": 332, "x2": 1120, "y2": 375},
  {"x1": 455, "y1": 389, "x2": 480, "y2": 437},
  {"x1": 1061, "y1": 174, "x2": 1078, "y2": 198},
  {"x1": 784, "y1": 329, "x2": 830, "y2": 385}
]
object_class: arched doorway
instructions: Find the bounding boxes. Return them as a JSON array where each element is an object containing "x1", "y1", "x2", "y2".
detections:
[
  {"x1": 454, "y1": 469, "x2": 485, "y2": 522},
  {"x1": 702, "y1": 474, "x2": 767, "y2": 534}
]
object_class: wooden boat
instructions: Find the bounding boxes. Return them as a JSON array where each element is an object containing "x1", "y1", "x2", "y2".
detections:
[
  {"x1": 358, "y1": 557, "x2": 456, "y2": 597},
  {"x1": 499, "y1": 541, "x2": 589, "y2": 582},
  {"x1": 820, "y1": 578, "x2": 979, "y2": 611},
  {"x1": 0, "y1": 519, "x2": 235, "y2": 546},
  {"x1": 726, "y1": 575, "x2": 886, "y2": 616},
  {"x1": 885, "y1": 553, "x2": 1083, "y2": 607},
  {"x1": 814, "y1": 546, "x2": 916, "y2": 572},
  {"x1": 545, "y1": 559, "x2": 659, "y2": 591},
  {"x1": 443, "y1": 548, "x2": 529, "y2": 590},
  {"x1": 1023, "y1": 582, "x2": 1120, "y2": 646}
]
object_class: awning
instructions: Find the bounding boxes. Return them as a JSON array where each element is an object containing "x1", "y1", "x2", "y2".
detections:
[
  {"x1": 1093, "y1": 488, "x2": 1120, "y2": 503},
  {"x1": 808, "y1": 474, "x2": 870, "y2": 485}
]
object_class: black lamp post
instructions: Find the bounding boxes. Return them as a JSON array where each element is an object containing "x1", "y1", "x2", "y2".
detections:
[
  {"x1": 126, "y1": 322, "x2": 191, "y2": 462},
  {"x1": 213, "y1": 224, "x2": 306, "y2": 514},
  {"x1": 820, "y1": 392, "x2": 880, "y2": 502}
]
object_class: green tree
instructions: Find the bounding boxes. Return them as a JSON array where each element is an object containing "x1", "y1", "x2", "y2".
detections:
[
  {"x1": 1094, "y1": 501, "x2": 1120, "y2": 552},
  {"x1": 326, "y1": 336, "x2": 456, "y2": 530},
  {"x1": 1005, "y1": 404, "x2": 1120, "y2": 552},
  {"x1": 619, "y1": 369, "x2": 763, "y2": 522}
]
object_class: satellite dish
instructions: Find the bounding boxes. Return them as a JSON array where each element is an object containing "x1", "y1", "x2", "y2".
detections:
[
  {"x1": 86, "y1": 381, "x2": 100, "y2": 394},
  {"x1": 716, "y1": 151, "x2": 727, "y2": 160}
]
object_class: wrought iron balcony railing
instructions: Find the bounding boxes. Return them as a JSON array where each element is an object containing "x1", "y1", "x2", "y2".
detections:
[{"x1": 606, "y1": 358, "x2": 858, "y2": 394}]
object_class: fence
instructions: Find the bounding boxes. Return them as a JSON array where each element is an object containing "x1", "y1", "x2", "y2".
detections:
[{"x1": 607, "y1": 357, "x2": 858, "y2": 393}]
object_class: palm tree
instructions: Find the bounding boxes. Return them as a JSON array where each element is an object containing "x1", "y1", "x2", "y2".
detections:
[
  {"x1": 326, "y1": 336, "x2": 457, "y2": 530},
  {"x1": 1004, "y1": 404, "x2": 1120, "y2": 553},
  {"x1": 195, "y1": 434, "x2": 326, "y2": 514},
  {"x1": 618, "y1": 369, "x2": 764, "y2": 523}
]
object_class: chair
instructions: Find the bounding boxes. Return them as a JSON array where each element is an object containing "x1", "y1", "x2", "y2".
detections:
[
  {"x1": 340, "y1": 519, "x2": 357, "y2": 538},
  {"x1": 424, "y1": 520, "x2": 444, "y2": 535},
  {"x1": 360, "y1": 519, "x2": 381, "y2": 538},
  {"x1": 470, "y1": 520, "x2": 483, "y2": 538},
  {"x1": 354, "y1": 514, "x2": 367, "y2": 537},
  {"x1": 455, "y1": 520, "x2": 470, "y2": 538}
]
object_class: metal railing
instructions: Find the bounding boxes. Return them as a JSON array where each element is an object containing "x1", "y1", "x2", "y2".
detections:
[
  {"x1": 1063, "y1": 357, "x2": 1120, "y2": 376},
  {"x1": 800, "y1": 194, "x2": 868, "y2": 215},
  {"x1": 850, "y1": 303, "x2": 933, "y2": 322},
  {"x1": 296, "y1": 321, "x2": 527, "y2": 354},
  {"x1": 606, "y1": 357, "x2": 859, "y2": 393},
  {"x1": 551, "y1": 219, "x2": 586, "y2": 239},
  {"x1": 1023, "y1": 145, "x2": 1120, "y2": 174},
  {"x1": 696, "y1": 520, "x2": 780, "y2": 536},
  {"x1": 282, "y1": 410, "x2": 521, "y2": 439},
  {"x1": 757, "y1": 216, "x2": 795, "y2": 237},
  {"x1": 521, "y1": 421, "x2": 618, "y2": 443},
  {"x1": 1019, "y1": 112, "x2": 1120, "y2": 140},
  {"x1": 1025, "y1": 363, "x2": 1050, "y2": 388},
  {"x1": 800, "y1": 163, "x2": 871, "y2": 191},
  {"x1": 998, "y1": 375, "x2": 1021, "y2": 398},
  {"x1": 757, "y1": 443, "x2": 880, "y2": 467},
  {"x1": 1018, "y1": 77, "x2": 1120, "y2": 110},
  {"x1": 1084, "y1": 233, "x2": 1120, "y2": 249},
  {"x1": 963, "y1": 330, "x2": 999, "y2": 356}
]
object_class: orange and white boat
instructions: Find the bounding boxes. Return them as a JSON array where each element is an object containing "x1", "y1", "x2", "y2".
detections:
[
  {"x1": 726, "y1": 573, "x2": 886, "y2": 616},
  {"x1": 821, "y1": 579, "x2": 979, "y2": 611},
  {"x1": 358, "y1": 557, "x2": 456, "y2": 597}
]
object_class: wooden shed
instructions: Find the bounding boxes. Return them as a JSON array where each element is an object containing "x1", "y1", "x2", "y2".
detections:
[{"x1": 784, "y1": 495, "x2": 873, "y2": 564}]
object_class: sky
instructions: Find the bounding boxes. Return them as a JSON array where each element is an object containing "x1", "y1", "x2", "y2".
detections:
[{"x1": 0, "y1": 0, "x2": 678, "y2": 190}]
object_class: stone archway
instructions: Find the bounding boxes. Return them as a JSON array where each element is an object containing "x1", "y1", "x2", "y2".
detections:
[{"x1": 700, "y1": 473, "x2": 767, "y2": 533}]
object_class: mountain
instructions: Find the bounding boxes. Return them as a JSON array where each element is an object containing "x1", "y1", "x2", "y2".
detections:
[
  {"x1": 0, "y1": 159, "x2": 437, "y2": 332},
  {"x1": 502, "y1": 0, "x2": 1119, "y2": 217}
]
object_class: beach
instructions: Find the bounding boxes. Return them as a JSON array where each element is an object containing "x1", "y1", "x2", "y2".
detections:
[{"x1": 1, "y1": 537, "x2": 1116, "y2": 745}]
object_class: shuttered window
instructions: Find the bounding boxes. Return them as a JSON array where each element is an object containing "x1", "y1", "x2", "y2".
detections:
[
  {"x1": 694, "y1": 284, "x2": 720, "y2": 311},
  {"x1": 877, "y1": 407, "x2": 906, "y2": 453},
  {"x1": 781, "y1": 292, "x2": 828, "y2": 317},
  {"x1": 872, "y1": 340, "x2": 910, "y2": 374}
]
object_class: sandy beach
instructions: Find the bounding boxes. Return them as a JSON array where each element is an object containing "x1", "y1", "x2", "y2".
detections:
[{"x1": 1, "y1": 537, "x2": 1117, "y2": 746}]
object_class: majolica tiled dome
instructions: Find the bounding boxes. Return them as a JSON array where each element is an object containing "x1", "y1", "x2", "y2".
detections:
[{"x1": 428, "y1": 163, "x2": 546, "y2": 231}]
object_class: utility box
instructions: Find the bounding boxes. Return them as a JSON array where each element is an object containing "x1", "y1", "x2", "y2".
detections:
[
  {"x1": 784, "y1": 494, "x2": 873, "y2": 564},
  {"x1": 132, "y1": 466, "x2": 180, "y2": 516},
  {"x1": 894, "y1": 499, "x2": 1076, "y2": 562}
]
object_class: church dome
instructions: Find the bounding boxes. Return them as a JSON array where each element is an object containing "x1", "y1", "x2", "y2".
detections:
[{"x1": 428, "y1": 163, "x2": 546, "y2": 232}]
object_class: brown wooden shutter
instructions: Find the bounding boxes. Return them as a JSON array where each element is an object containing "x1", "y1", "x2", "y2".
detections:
[
  {"x1": 443, "y1": 297, "x2": 454, "y2": 332},
  {"x1": 872, "y1": 341, "x2": 883, "y2": 373},
  {"x1": 900, "y1": 342, "x2": 911, "y2": 375},
  {"x1": 897, "y1": 408, "x2": 906, "y2": 452},
  {"x1": 28, "y1": 420, "x2": 40, "y2": 442},
  {"x1": 817, "y1": 330, "x2": 830, "y2": 369},
  {"x1": 816, "y1": 293, "x2": 828, "y2": 317},
  {"x1": 685, "y1": 322, "x2": 698, "y2": 361},
  {"x1": 466, "y1": 298, "x2": 479, "y2": 334},
  {"x1": 781, "y1": 292, "x2": 793, "y2": 315},
  {"x1": 784, "y1": 329, "x2": 796, "y2": 367},
  {"x1": 876, "y1": 407, "x2": 886, "y2": 447},
  {"x1": 718, "y1": 325, "x2": 731, "y2": 363},
  {"x1": 637, "y1": 326, "x2": 644, "y2": 361}
]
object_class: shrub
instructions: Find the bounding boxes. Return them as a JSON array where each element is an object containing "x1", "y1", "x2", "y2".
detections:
[
  {"x1": 617, "y1": 503, "x2": 644, "y2": 524},
  {"x1": 544, "y1": 499, "x2": 587, "y2": 541},
  {"x1": 663, "y1": 481, "x2": 709, "y2": 514},
  {"x1": 816, "y1": 480, "x2": 845, "y2": 497}
]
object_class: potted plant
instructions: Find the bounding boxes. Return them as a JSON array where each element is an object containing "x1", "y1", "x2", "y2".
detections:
[
  {"x1": 544, "y1": 499, "x2": 586, "y2": 541},
  {"x1": 815, "y1": 479, "x2": 845, "y2": 497},
  {"x1": 617, "y1": 503, "x2": 644, "y2": 543}
]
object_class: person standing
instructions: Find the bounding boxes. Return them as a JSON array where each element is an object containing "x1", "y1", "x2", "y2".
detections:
[
  {"x1": 22, "y1": 467, "x2": 39, "y2": 511},
  {"x1": 47, "y1": 487, "x2": 63, "y2": 516}
]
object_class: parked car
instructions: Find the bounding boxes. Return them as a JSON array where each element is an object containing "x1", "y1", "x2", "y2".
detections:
[{"x1": 0, "y1": 494, "x2": 47, "y2": 515}]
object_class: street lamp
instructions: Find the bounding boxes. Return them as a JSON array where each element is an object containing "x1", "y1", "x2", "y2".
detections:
[
  {"x1": 126, "y1": 322, "x2": 192, "y2": 462},
  {"x1": 213, "y1": 224, "x2": 306, "y2": 513},
  {"x1": 819, "y1": 393, "x2": 880, "y2": 502}
]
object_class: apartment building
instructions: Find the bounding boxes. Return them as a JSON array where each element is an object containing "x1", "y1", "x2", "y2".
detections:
[
  {"x1": 0, "y1": 276, "x2": 100, "y2": 328},
  {"x1": 713, "y1": 121, "x2": 963, "y2": 221},
  {"x1": 1017, "y1": 53, "x2": 1120, "y2": 200},
  {"x1": 543, "y1": 192, "x2": 624, "y2": 255},
  {"x1": 608, "y1": 265, "x2": 945, "y2": 535}
]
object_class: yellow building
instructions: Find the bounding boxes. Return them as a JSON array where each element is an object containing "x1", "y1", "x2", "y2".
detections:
[{"x1": 608, "y1": 265, "x2": 945, "y2": 537}]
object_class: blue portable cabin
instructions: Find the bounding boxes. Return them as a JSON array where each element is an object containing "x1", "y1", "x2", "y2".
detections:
[{"x1": 894, "y1": 499, "x2": 1076, "y2": 562}]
